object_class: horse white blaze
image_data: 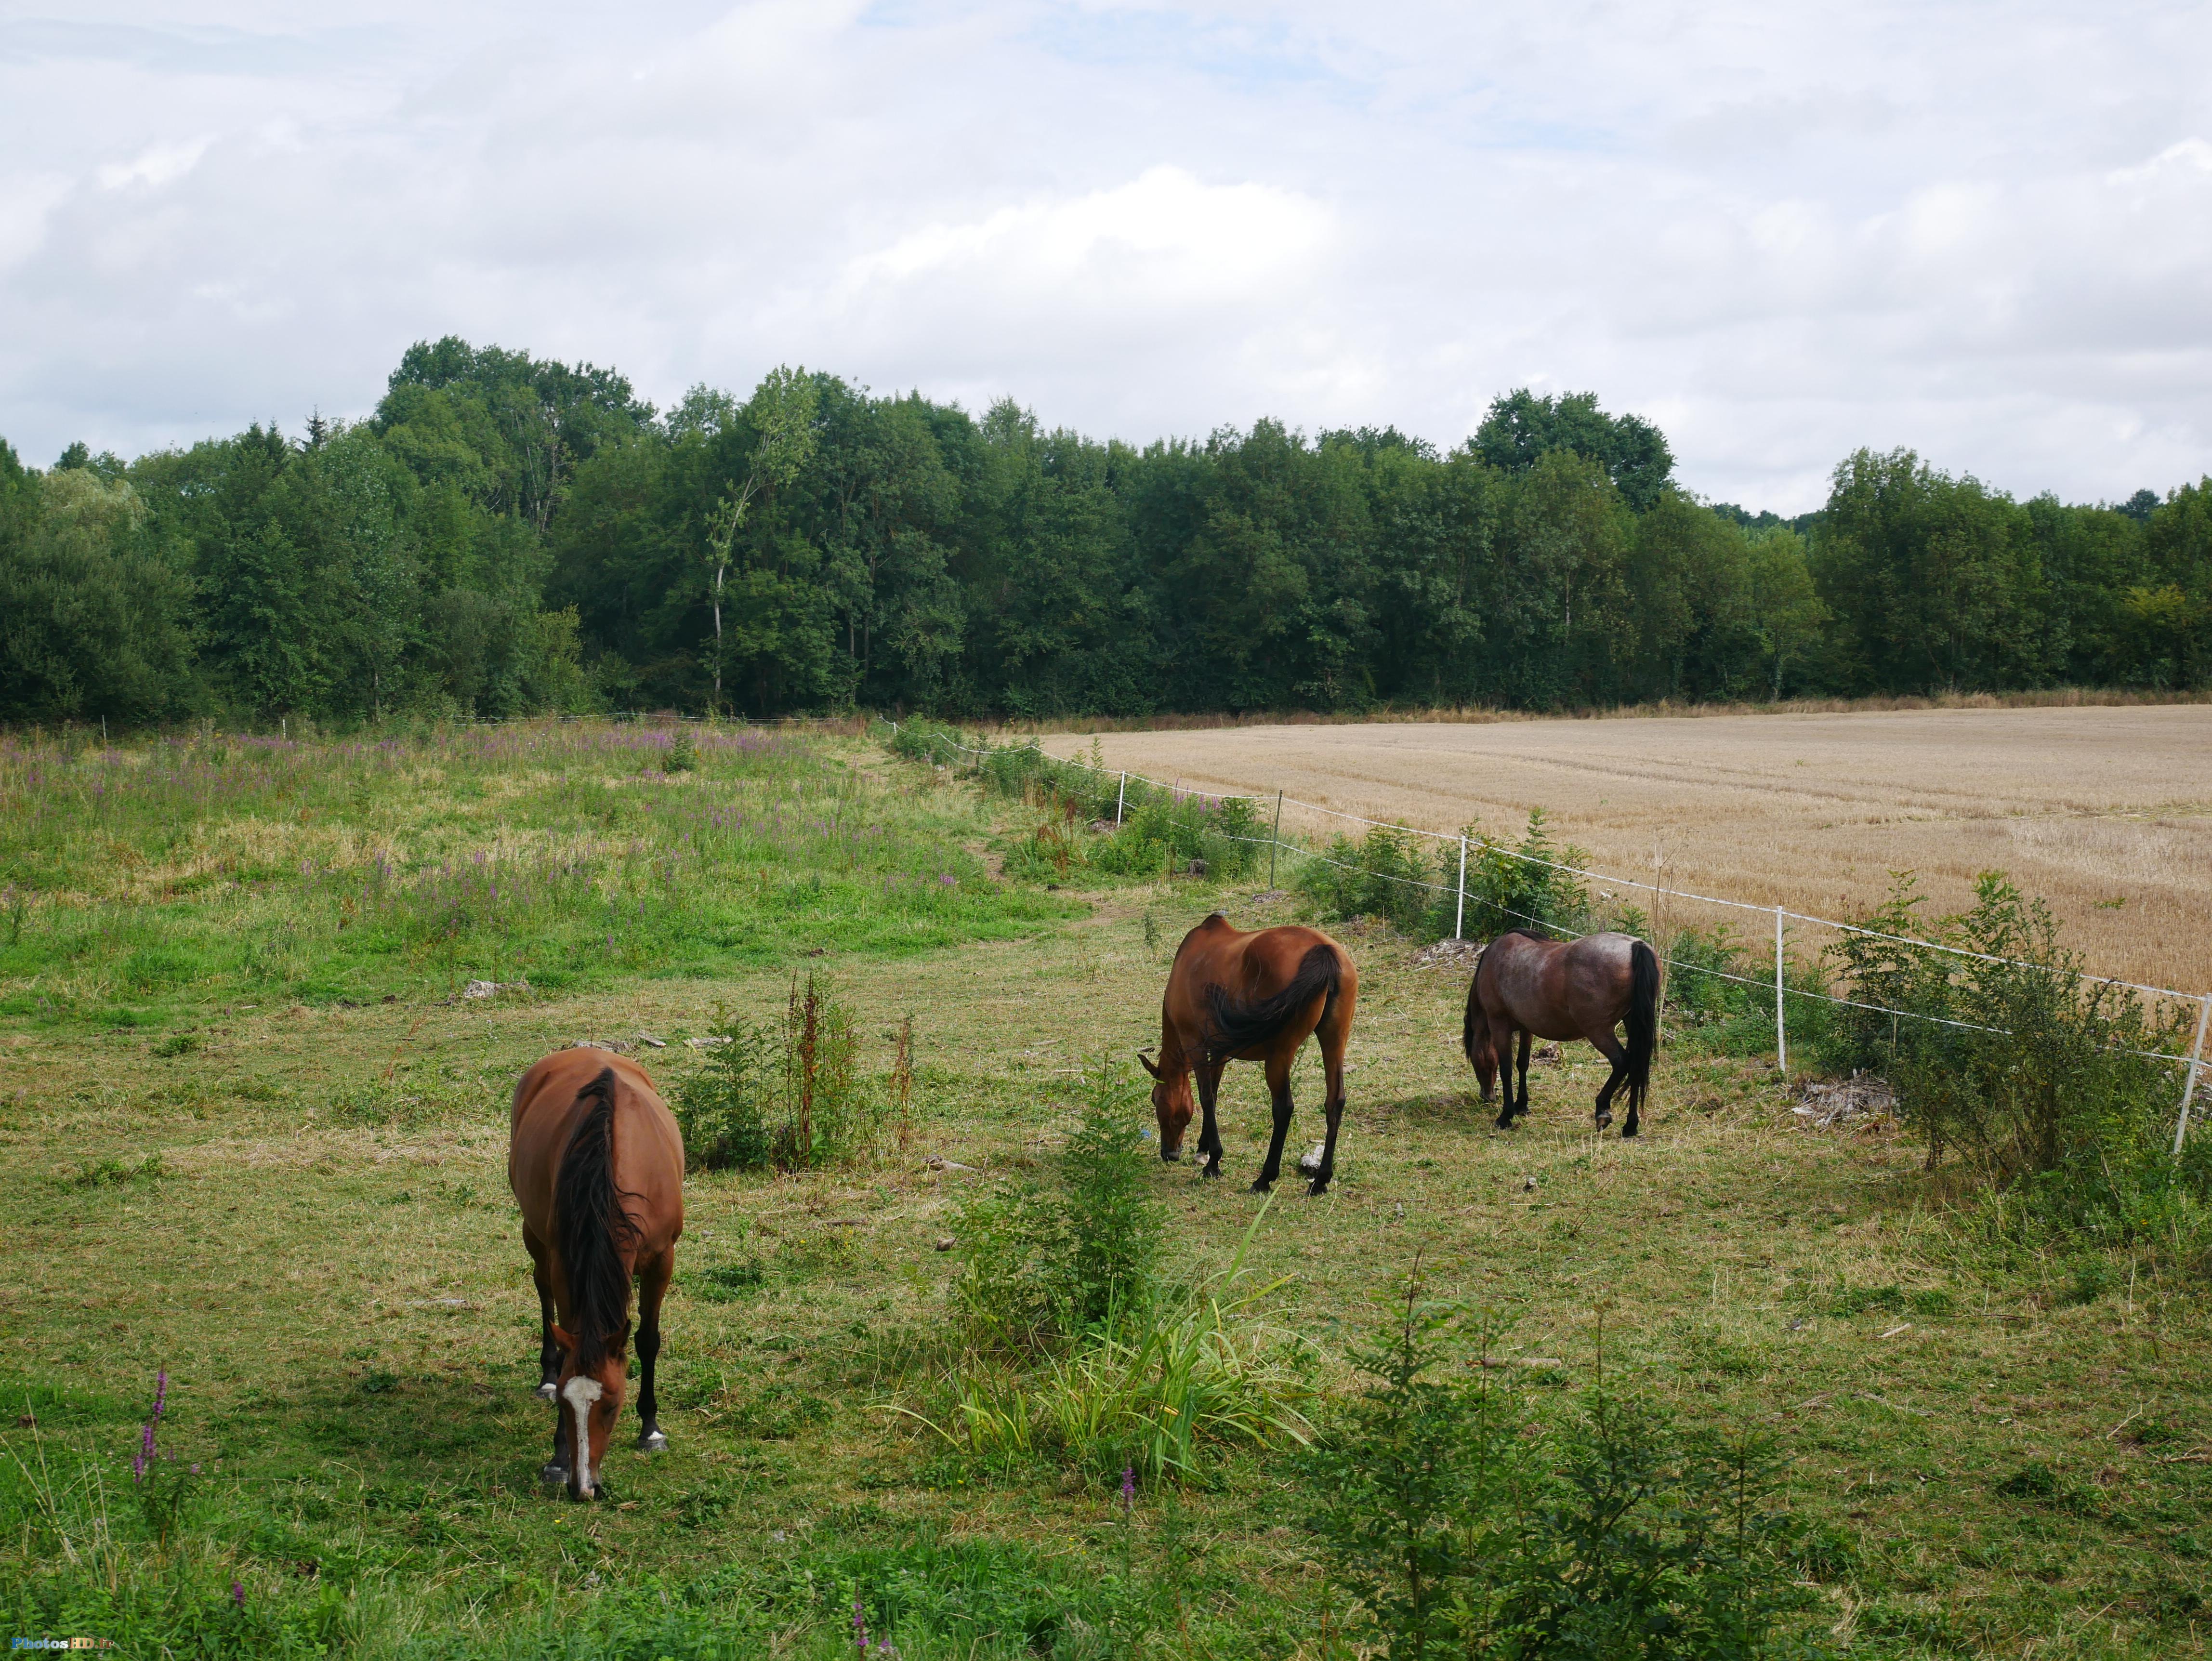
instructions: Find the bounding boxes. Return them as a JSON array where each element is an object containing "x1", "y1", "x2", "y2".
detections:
[{"x1": 561, "y1": 1375, "x2": 603, "y2": 1492}]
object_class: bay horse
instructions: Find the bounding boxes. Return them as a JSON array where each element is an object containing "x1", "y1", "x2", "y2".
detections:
[
  {"x1": 508, "y1": 1049, "x2": 685, "y2": 1501},
  {"x1": 1139, "y1": 914, "x2": 1358, "y2": 1194},
  {"x1": 1463, "y1": 930, "x2": 1659, "y2": 1136}
]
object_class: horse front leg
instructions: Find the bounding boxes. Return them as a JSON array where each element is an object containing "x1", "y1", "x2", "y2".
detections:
[
  {"x1": 634, "y1": 1247, "x2": 672, "y2": 1452},
  {"x1": 1252, "y1": 1052, "x2": 1294, "y2": 1193},
  {"x1": 1514, "y1": 1028, "x2": 1534, "y2": 1124},
  {"x1": 1195, "y1": 1057, "x2": 1227, "y2": 1178},
  {"x1": 1493, "y1": 1022, "x2": 1520, "y2": 1130}
]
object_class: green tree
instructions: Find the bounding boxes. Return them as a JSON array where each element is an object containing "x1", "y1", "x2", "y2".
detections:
[
  {"x1": 1473, "y1": 388, "x2": 1675, "y2": 511},
  {"x1": 0, "y1": 464, "x2": 199, "y2": 723}
]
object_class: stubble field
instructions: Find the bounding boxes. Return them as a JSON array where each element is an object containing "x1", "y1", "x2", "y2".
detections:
[{"x1": 1039, "y1": 705, "x2": 2212, "y2": 997}]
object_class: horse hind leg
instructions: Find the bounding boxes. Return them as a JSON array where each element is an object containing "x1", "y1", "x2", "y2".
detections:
[
  {"x1": 1589, "y1": 1028, "x2": 1632, "y2": 1135},
  {"x1": 635, "y1": 1247, "x2": 673, "y2": 1452},
  {"x1": 1252, "y1": 1051, "x2": 1295, "y2": 1194},
  {"x1": 1309, "y1": 1006, "x2": 1351, "y2": 1196}
]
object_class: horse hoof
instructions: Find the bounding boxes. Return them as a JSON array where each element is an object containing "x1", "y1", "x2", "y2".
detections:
[
  {"x1": 1620, "y1": 1124, "x2": 1639, "y2": 1139},
  {"x1": 1201, "y1": 1165, "x2": 1223, "y2": 1181},
  {"x1": 1594, "y1": 1113, "x2": 1612, "y2": 1130},
  {"x1": 1249, "y1": 1177, "x2": 1275, "y2": 1194},
  {"x1": 638, "y1": 1428, "x2": 668, "y2": 1453},
  {"x1": 540, "y1": 1461, "x2": 570, "y2": 1486},
  {"x1": 1305, "y1": 1179, "x2": 1330, "y2": 1197},
  {"x1": 536, "y1": 1382, "x2": 558, "y2": 1401}
]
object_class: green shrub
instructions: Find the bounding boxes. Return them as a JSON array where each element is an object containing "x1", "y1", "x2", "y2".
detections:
[
  {"x1": 1300, "y1": 1280, "x2": 1828, "y2": 1660},
  {"x1": 1822, "y1": 872, "x2": 2201, "y2": 1247},
  {"x1": 673, "y1": 976, "x2": 882, "y2": 1171},
  {"x1": 1295, "y1": 807, "x2": 1592, "y2": 943},
  {"x1": 951, "y1": 1062, "x2": 1161, "y2": 1349}
]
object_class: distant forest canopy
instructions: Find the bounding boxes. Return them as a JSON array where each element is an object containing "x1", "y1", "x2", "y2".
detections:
[{"x1": 3, "y1": 336, "x2": 2207, "y2": 726}]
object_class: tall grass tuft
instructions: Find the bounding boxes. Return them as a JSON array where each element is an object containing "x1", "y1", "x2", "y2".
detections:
[{"x1": 912, "y1": 1066, "x2": 1314, "y2": 1481}]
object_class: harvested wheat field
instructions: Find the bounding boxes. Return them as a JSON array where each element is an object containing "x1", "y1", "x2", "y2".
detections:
[{"x1": 1042, "y1": 704, "x2": 2212, "y2": 997}]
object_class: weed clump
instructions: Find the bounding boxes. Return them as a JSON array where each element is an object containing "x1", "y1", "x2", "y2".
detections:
[{"x1": 674, "y1": 975, "x2": 884, "y2": 1171}]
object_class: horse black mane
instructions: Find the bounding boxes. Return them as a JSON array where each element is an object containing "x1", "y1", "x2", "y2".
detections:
[
  {"x1": 1494, "y1": 925, "x2": 1554, "y2": 942},
  {"x1": 554, "y1": 1068, "x2": 639, "y2": 1372}
]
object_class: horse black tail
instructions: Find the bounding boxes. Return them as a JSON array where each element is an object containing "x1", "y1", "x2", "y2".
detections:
[
  {"x1": 1205, "y1": 944, "x2": 1341, "y2": 1062},
  {"x1": 555, "y1": 1068, "x2": 638, "y2": 1372},
  {"x1": 1624, "y1": 939, "x2": 1659, "y2": 1121},
  {"x1": 1462, "y1": 959, "x2": 1484, "y2": 1068}
]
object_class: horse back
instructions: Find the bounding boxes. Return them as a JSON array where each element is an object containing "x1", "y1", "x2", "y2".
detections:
[
  {"x1": 509, "y1": 1049, "x2": 685, "y2": 1253},
  {"x1": 1164, "y1": 918, "x2": 1351, "y2": 1050},
  {"x1": 1479, "y1": 931, "x2": 1641, "y2": 1039}
]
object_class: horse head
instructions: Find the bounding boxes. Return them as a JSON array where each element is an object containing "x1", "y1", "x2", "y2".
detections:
[
  {"x1": 1136, "y1": 1048, "x2": 1193, "y2": 1161},
  {"x1": 548, "y1": 1319, "x2": 630, "y2": 1501}
]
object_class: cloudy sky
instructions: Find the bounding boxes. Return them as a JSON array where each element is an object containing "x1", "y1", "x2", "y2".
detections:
[{"x1": 3, "y1": 1, "x2": 2208, "y2": 511}]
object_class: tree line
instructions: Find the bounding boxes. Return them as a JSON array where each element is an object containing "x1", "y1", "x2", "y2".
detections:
[{"x1": 3, "y1": 336, "x2": 2206, "y2": 726}]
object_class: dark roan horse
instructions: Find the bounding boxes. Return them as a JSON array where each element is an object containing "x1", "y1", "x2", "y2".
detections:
[
  {"x1": 1140, "y1": 914, "x2": 1359, "y2": 1193},
  {"x1": 508, "y1": 1049, "x2": 685, "y2": 1501},
  {"x1": 1463, "y1": 930, "x2": 1659, "y2": 1136}
]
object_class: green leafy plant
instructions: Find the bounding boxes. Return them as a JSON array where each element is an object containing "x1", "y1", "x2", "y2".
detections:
[
  {"x1": 950, "y1": 1061, "x2": 1161, "y2": 1349},
  {"x1": 1300, "y1": 1280, "x2": 1828, "y2": 1659},
  {"x1": 673, "y1": 976, "x2": 883, "y2": 1171},
  {"x1": 1823, "y1": 872, "x2": 2199, "y2": 1247}
]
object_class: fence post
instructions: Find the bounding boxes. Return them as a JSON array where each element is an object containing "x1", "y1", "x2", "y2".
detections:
[
  {"x1": 1774, "y1": 906, "x2": 1788, "y2": 1077},
  {"x1": 1268, "y1": 791, "x2": 1284, "y2": 890},
  {"x1": 2173, "y1": 994, "x2": 2212, "y2": 1158},
  {"x1": 1116, "y1": 772, "x2": 1126, "y2": 826},
  {"x1": 1455, "y1": 835, "x2": 1468, "y2": 940}
]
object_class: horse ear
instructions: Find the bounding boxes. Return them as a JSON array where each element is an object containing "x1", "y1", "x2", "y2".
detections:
[
  {"x1": 1136, "y1": 1049, "x2": 1162, "y2": 1080},
  {"x1": 550, "y1": 1323, "x2": 577, "y2": 1353}
]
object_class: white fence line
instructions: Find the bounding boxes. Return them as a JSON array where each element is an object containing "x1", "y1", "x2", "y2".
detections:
[{"x1": 884, "y1": 721, "x2": 2212, "y2": 1128}]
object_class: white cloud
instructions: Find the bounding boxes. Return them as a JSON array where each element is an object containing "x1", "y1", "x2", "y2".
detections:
[
  {"x1": 95, "y1": 136, "x2": 212, "y2": 192},
  {"x1": 1, "y1": 0, "x2": 2209, "y2": 508}
]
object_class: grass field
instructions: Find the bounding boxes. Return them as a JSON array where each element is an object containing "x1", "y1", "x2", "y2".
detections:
[
  {"x1": 3, "y1": 722, "x2": 2208, "y2": 1658},
  {"x1": 1037, "y1": 705, "x2": 2212, "y2": 998}
]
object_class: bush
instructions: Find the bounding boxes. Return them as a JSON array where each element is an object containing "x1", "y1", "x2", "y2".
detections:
[
  {"x1": 1822, "y1": 872, "x2": 2201, "y2": 1246},
  {"x1": 673, "y1": 976, "x2": 881, "y2": 1171},
  {"x1": 884, "y1": 722, "x2": 1261, "y2": 883},
  {"x1": 1300, "y1": 1281, "x2": 1828, "y2": 1660},
  {"x1": 1297, "y1": 807, "x2": 1592, "y2": 942},
  {"x1": 951, "y1": 1062, "x2": 1162, "y2": 1349}
]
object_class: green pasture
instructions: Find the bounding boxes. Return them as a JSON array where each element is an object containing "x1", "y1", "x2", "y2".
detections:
[{"x1": 0, "y1": 723, "x2": 2205, "y2": 1658}]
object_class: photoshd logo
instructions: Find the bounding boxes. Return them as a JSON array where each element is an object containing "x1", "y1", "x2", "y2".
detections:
[{"x1": 11, "y1": 1641, "x2": 116, "y2": 1651}]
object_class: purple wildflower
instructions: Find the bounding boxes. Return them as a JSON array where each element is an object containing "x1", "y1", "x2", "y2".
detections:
[
  {"x1": 1122, "y1": 1464, "x2": 1134, "y2": 1516},
  {"x1": 231, "y1": 1579, "x2": 245, "y2": 1609},
  {"x1": 853, "y1": 1593, "x2": 867, "y2": 1655}
]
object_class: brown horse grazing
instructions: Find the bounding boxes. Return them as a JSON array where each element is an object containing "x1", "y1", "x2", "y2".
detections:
[
  {"x1": 1139, "y1": 915, "x2": 1358, "y2": 1194},
  {"x1": 1463, "y1": 930, "x2": 1660, "y2": 1136},
  {"x1": 508, "y1": 1049, "x2": 685, "y2": 1501}
]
